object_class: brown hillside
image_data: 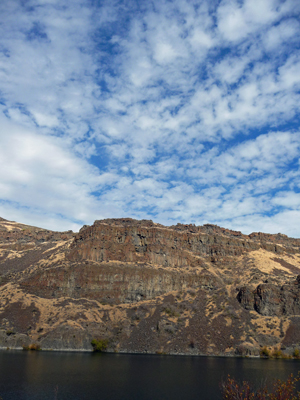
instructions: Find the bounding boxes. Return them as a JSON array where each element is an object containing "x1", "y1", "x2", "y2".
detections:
[{"x1": 1, "y1": 217, "x2": 300, "y2": 356}]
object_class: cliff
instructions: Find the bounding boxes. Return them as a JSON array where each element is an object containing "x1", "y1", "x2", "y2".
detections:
[{"x1": 1, "y1": 217, "x2": 300, "y2": 357}]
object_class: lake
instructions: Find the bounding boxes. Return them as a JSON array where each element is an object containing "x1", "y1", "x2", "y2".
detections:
[{"x1": 0, "y1": 350, "x2": 300, "y2": 399}]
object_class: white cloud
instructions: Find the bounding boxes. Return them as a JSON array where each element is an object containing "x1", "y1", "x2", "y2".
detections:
[
  {"x1": 0, "y1": 0, "x2": 300, "y2": 236},
  {"x1": 272, "y1": 192, "x2": 300, "y2": 209},
  {"x1": 264, "y1": 18, "x2": 300, "y2": 50},
  {"x1": 154, "y1": 42, "x2": 178, "y2": 64},
  {"x1": 0, "y1": 113, "x2": 122, "y2": 228},
  {"x1": 217, "y1": 0, "x2": 284, "y2": 42}
]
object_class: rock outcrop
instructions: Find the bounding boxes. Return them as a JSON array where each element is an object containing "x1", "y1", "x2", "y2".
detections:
[
  {"x1": 238, "y1": 275, "x2": 300, "y2": 316},
  {"x1": 67, "y1": 219, "x2": 281, "y2": 266}
]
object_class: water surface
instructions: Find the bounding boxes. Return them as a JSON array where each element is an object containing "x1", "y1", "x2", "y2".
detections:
[{"x1": 0, "y1": 351, "x2": 300, "y2": 399}]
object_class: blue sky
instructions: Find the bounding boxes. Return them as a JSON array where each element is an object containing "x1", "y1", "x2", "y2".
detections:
[{"x1": 1, "y1": 0, "x2": 300, "y2": 236}]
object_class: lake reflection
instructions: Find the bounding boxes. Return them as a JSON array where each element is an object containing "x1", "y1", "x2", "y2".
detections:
[{"x1": 0, "y1": 351, "x2": 300, "y2": 400}]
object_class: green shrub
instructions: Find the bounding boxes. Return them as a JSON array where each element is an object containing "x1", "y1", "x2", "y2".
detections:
[
  {"x1": 23, "y1": 343, "x2": 41, "y2": 351},
  {"x1": 91, "y1": 339, "x2": 109, "y2": 352},
  {"x1": 293, "y1": 348, "x2": 300, "y2": 359},
  {"x1": 164, "y1": 307, "x2": 180, "y2": 318},
  {"x1": 272, "y1": 349, "x2": 283, "y2": 359},
  {"x1": 259, "y1": 346, "x2": 270, "y2": 358}
]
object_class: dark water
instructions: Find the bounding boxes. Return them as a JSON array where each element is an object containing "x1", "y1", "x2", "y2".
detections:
[{"x1": 0, "y1": 351, "x2": 300, "y2": 400}]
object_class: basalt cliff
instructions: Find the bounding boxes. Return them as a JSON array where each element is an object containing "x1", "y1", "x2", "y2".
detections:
[{"x1": 1, "y1": 216, "x2": 300, "y2": 357}]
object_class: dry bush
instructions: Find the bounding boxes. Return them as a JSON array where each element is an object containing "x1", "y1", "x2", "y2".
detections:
[{"x1": 220, "y1": 373, "x2": 300, "y2": 399}]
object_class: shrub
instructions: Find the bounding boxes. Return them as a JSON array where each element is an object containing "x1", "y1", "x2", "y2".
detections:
[
  {"x1": 260, "y1": 347, "x2": 270, "y2": 358},
  {"x1": 164, "y1": 307, "x2": 180, "y2": 318},
  {"x1": 282, "y1": 353, "x2": 292, "y2": 359},
  {"x1": 293, "y1": 348, "x2": 300, "y2": 359},
  {"x1": 271, "y1": 349, "x2": 283, "y2": 359},
  {"x1": 23, "y1": 343, "x2": 41, "y2": 351},
  {"x1": 220, "y1": 373, "x2": 300, "y2": 399},
  {"x1": 220, "y1": 376, "x2": 255, "y2": 399},
  {"x1": 91, "y1": 339, "x2": 109, "y2": 352}
]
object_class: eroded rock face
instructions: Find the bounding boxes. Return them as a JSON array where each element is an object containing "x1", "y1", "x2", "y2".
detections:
[
  {"x1": 254, "y1": 284, "x2": 282, "y2": 316},
  {"x1": 19, "y1": 262, "x2": 219, "y2": 304},
  {"x1": 236, "y1": 287, "x2": 254, "y2": 310},
  {"x1": 68, "y1": 218, "x2": 262, "y2": 267},
  {"x1": 238, "y1": 276, "x2": 300, "y2": 316}
]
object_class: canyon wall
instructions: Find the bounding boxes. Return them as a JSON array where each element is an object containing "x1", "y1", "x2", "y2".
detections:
[{"x1": 0, "y1": 217, "x2": 300, "y2": 357}]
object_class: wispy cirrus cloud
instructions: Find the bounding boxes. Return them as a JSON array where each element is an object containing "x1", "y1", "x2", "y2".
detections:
[{"x1": 0, "y1": 0, "x2": 300, "y2": 235}]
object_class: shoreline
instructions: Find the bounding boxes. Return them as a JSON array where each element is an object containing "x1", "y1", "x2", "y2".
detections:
[{"x1": 0, "y1": 346, "x2": 271, "y2": 359}]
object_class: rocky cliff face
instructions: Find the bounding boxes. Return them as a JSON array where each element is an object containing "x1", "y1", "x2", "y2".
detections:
[
  {"x1": 19, "y1": 261, "x2": 219, "y2": 304},
  {"x1": 68, "y1": 218, "x2": 285, "y2": 265},
  {"x1": 1, "y1": 217, "x2": 300, "y2": 357},
  {"x1": 238, "y1": 275, "x2": 300, "y2": 316}
]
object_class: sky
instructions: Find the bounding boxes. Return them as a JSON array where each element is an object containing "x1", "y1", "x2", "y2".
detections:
[{"x1": 1, "y1": 0, "x2": 300, "y2": 236}]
